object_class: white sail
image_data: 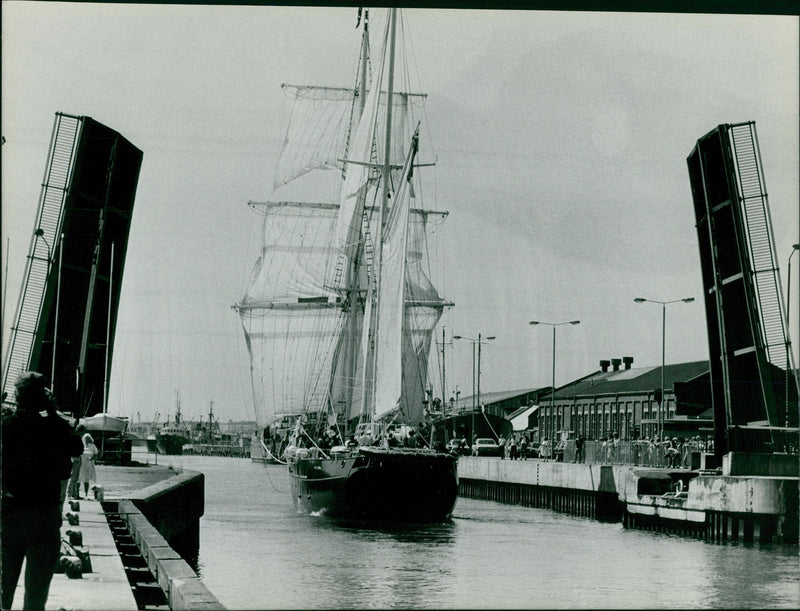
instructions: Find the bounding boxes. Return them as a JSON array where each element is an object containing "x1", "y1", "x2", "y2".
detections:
[
  {"x1": 333, "y1": 33, "x2": 387, "y2": 257},
  {"x1": 373, "y1": 136, "x2": 417, "y2": 420},
  {"x1": 273, "y1": 85, "x2": 356, "y2": 191},
  {"x1": 238, "y1": 9, "x2": 448, "y2": 435},
  {"x1": 273, "y1": 86, "x2": 425, "y2": 199},
  {"x1": 402, "y1": 241, "x2": 445, "y2": 423},
  {"x1": 237, "y1": 202, "x2": 345, "y2": 429}
]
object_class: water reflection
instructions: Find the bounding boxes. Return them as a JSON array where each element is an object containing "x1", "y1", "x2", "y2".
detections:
[{"x1": 178, "y1": 456, "x2": 799, "y2": 610}]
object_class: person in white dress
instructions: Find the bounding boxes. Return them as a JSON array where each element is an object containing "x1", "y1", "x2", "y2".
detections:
[{"x1": 79, "y1": 434, "x2": 98, "y2": 499}]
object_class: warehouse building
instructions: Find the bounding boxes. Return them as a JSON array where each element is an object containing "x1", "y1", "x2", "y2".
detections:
[{"x1": 535, "y1": 357, "x2": 713, "y2": 442}]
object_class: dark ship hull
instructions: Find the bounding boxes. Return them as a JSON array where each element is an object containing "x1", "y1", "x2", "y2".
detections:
[
  {"x1": 287, "y1": 447, "x2": 458, "y2": 522},
  {"x1": 156, "y1": 433, "x2": 190, "y2": 455}
]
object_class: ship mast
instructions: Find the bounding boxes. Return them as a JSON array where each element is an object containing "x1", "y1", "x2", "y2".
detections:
[
  {"x1": 341, "y1": 11, "x2": 371, "y2": 430},
  {"x1": 368, "y1": 7, "x2": 397, "y2": 425},
  {"x1": 358, "y1": 10, "x2": 369, "y2": 114}
]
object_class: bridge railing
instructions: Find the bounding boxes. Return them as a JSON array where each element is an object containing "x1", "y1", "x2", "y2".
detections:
[
  {"x1": 564, "y1": 440, "x2": 706, "y2": 468},
  {"x1": 559, "y1": 435, "x2": 798, "y2": 467}
]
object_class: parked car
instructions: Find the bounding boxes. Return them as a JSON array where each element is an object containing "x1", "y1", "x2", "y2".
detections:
[
  {"x1": 471, "y1": 438, "x2": 501, "y2": 457},
  {"x1": 446, "y1": 438, "x2": 469, "y2": 455}
]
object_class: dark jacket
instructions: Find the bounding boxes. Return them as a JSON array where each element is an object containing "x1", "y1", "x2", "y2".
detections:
[{"x1": 1, "y1": 409, "x2": 83, "y2": 506}]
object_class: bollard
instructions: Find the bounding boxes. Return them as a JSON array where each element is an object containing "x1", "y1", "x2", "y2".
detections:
[
  {"x1": 66, "y1": 529, "x2": 83, "y2": 547},
  {"x1": 53, "y1": 550, "x2": 67, "y2": 574},
  {"x1": 61, "y1": 538, "x2": 93, "y2": 573},
  {"x1": 68, "y1": 500, "x2": 80, "y2": 512},
  {"x1": 71, "y1": 545, "x2": 93, "y2": 573},
  {"x1": 61, "y1": 556, "x2": 83, "y2": 579},
  {"x1": 92, "y1": 485, "x2": 105, "y2": 501},
  {"x1": 65, "y1": 512, "x2": 79, "y2": 526}
]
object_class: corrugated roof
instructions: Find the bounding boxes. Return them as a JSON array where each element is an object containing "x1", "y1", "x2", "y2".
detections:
[
  {"x1": 452, "y1": 387, "x2": 544, "y2": 411},
  {"x1": 507, "y1": 404, "x2": 539, "y2": 421},
  {"x1": 510, "y1": 405, "x2": 539, "y2": 431},
  {"x1": 550, "y1": 360, "x2": 710, "y2": 399},
  {"x1": 448, "y1": 360, "x2": 710, "y2": 410}
]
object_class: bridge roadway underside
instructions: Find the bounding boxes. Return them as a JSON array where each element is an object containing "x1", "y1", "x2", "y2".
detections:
[{"x1": 457, "y1": 455, "x2": 798, "y2": 545}]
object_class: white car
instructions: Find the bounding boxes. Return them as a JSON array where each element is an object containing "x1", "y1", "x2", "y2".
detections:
[{"x1": 471, "y1": 438, "x2": 501, "y2": 457}]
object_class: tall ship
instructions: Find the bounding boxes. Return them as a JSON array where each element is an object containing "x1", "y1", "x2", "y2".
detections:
[
  {"x1": 235, "y1": 8, "x2": 458, "y2": 521},
  {"x1": 157, "y1": 391, "x2": 192, "y2": 455}
]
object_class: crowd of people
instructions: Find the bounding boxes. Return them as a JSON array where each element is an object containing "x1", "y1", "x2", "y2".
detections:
[
  {"x1": 442, "y1": 429, "x2": 712, "y2": 468},
  {"x1": 496, "y1": 433, "x2": 532, "y2": 459},
  {"x1": 284, "y1": 418, "x2": 712, "y2": 471},
  {"x1": 572, "y1": 433, "x2": 712, "y2": 467},
  {"x1": 288, "y1": 423, "x2": 433, "y2": 456}
]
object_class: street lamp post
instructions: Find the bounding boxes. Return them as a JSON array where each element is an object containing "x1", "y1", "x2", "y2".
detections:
[
  {"x1": 786, "y1": 244, "x2": 800, "y2": 428},
  {"x1": 34, "y1": 228, "x2": 52, "y2": 264},
  {"x1": 454, "y1": 333, "x2": 495, "y2": 448},
  {"x1": 34, "y1": 228, "x2": 59, "y2": 390},
  {"x1": 529, "y1": 320, "x2": 580, "y2": 443},
  {"x1": 634, "y1": 297, "x2": 694, "y2": 440}
]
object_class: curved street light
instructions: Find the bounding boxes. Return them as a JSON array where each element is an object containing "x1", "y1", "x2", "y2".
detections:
[
  {"x1": 785, "y1": 244, "x2": 800, "y2": 428},
  {"x1": 34, "y1": 228, "x2": 52, "y2": 264},
  {"x1": 453, "y1": 333, "x2": 495, "y2": 447},
  {"x1": 529, "y1": 320, "x2": 580, "y2": 443},
  {"x1": 34, "y1": 228, "x2": 64, "y2": 392},
  {"x1": 633, "y1": 297, "x2": 694, "y2": 439}
]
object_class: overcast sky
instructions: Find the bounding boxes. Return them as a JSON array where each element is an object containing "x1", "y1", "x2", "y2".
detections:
[{"x1": 2, "y1": 3, "x2": 798, "y2": 424}]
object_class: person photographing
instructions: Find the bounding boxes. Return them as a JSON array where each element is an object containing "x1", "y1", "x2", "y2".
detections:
[{"x1": 1, "y1": 371, "x2": 83, "y2": 610}]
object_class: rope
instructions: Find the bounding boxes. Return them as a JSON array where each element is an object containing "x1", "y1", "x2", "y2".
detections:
[
  {"x1": 296, "y1": 423, "x2": 331, "y2": 460},
  {"x1": 481, "y1": 409, "x2": 501, "y2": 440},
  {"x1": 260, "y1": 438, "x2": 287, "y2": 465},
  {"x1": 257, "y1": 439, "x2": 289, "y2": 494}
]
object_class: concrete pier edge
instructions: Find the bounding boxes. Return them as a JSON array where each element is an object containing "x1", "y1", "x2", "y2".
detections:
[
  {"x1": 458, "y1": 457, "x2": 799, "y2": 544},
  {"x1": 114, "y1": 476, "x2": 224, "y2": 610}
]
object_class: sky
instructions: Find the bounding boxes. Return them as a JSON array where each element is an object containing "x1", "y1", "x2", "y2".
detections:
[{"x1": 2, "y1": 2, "x2": 798, "y2": 425}]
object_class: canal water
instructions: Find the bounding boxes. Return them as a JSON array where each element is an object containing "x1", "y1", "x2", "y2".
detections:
[{"x1": 146, "y1": 453, "x2": 799, "y2": 609}]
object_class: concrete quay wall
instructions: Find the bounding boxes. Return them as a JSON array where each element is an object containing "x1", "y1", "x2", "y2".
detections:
[
  {"x1": 459, "y1": 457, "x2": 621, "y2": 492},
  {"x1": 116, "y1": 499, "x2": 223, "y2": 610},
  {"x1": 458, "y1": 457, "x2": 798, "y2": 544},
  {"x1": 106, "y1": 467, "x2": 224, "y2": 609},
  {"x1": 125, "y1": 470, "x2": 205, "y2": 562}
]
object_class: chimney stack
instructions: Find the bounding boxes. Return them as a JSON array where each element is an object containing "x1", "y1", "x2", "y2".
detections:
[
  {"x1": 623, "y1": 356, "x2": 634, "y2": 370},
  {"x1": 611, "y1": 358, "x2": 622, "y2": 371},
  {"x1": 600, "y1": 360, "x2": 610, "y2": 372}
]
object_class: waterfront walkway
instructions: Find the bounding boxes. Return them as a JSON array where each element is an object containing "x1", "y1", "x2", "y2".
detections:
[
  {"x1": 47, "y1": 496, "x2": 137, "y2": 611},
  {"x1": 13, "y1": 465, "x2": 176, "y2": 611}
]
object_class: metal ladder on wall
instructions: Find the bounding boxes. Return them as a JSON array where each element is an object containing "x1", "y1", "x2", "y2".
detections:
[
  {"x1": 729, "y1": 121, "x2": 789, "y2": 371},
  {"x1": 1, "y1": 113, "x2": 82, "y2": 405}
]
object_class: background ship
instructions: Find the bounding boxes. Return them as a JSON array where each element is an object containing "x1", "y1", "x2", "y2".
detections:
[{"x1": 156, "y1": 391, "x2": 191, "y2": 455}]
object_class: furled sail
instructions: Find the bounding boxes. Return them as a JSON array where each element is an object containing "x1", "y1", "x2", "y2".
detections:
[{"x1": 333, "y1": 33, "x2": 386, "y2": 259}]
